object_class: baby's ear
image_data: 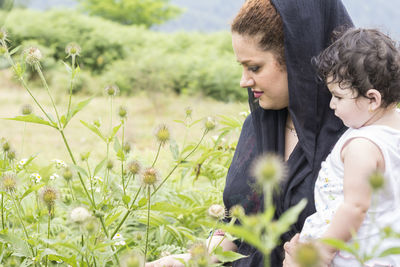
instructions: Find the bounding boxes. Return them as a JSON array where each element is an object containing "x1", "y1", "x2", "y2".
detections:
[{"x1": 366, "y1": 89, "x2": 382, "y2": 111}]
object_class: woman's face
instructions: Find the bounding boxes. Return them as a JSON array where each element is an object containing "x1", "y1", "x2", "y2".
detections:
[{"x1": 232, "y1": 33, "x2": 289, "y2": 110}]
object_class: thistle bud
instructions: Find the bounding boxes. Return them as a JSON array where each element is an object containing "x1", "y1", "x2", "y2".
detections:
[
  {"x1": 1, "y1": 172, "x2": 17, "y2": 192},
  {"x1": 93, "y1": 118, "x2": 101, "y2": 128},
  {"x1": 80, "y1": 151, "x2": 90, "y2": 161},
  {"x1": 70, "y1": 206, "x2": 91, "y2": 224},
  {"x1": 252, "y1": 154, "x2": 285, "y2": 186},
  {"x1": 118, "y1": 106, "x2": 127, "y2": 119},
  {"x1": 104, "y1": 84, "x2": 119, "y2": 96},
  {"x1": 0, "y1": 45, "x2": 6, "y2": 56},
  {"x1": 127, "y1": 160, "x2": 140, "y2": 176},
  {"x1": 208, "y1": 204, "x2": 225, "y2": 219},
  {"x1": 123, "y1": 142, "x2": 131, "y2": 154},
  {"x1": 2, "y1": 140, "x2": 10, "y2": 152},
  {"x1": 140, "y1": 167, "x2": 160, "y2": 186},
  {"x1": 185, "y1": 106, "x2": 193, "y2": 118},
  {"x1": 154, "y1": 124, "x2": 170, "y2": 146},
  {"x1": 106, "y1": 159, "x2": 114, "y2": 170},
  {"x1": 65, "y1": 42, "x2": 81, "y2": 58},
  {"x1": 24, "y1": 46, "x2": 42, "y2": 66},
  {"x1": 294, "y1": 242, "x2": 321, "y2": 267},
  {"x1": 62, "y1": 167, "x2": 73, "y2": 182},
  {"x1": 41, "y1": 187, "x2": 58, "y2": 213},
  {"x1": 21, "y1": 104, "x2": 33, "y2": 115},
  {"x1": 204, "y1": 117, "x2": 216, "y2": 131},
  {"x1": 6, "y1": 149, "x2": 16, "y2": 161},
  {"x1": 229, "y1": 205, "x2": 245, "y2": 218},
  {"x1": 369, "y1": 171, "x2": 385, "y2": 191}
]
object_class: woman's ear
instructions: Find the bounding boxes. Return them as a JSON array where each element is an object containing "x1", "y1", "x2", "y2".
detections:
[{"x1": 366, "y1": 89, "x2": 382, "y2": 111}]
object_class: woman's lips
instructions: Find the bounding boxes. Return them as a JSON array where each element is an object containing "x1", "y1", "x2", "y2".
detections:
[{"x1": 252, "y1": 90, "x2": 263, "y2": 98}]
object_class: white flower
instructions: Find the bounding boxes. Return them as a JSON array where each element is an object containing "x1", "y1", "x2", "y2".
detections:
[
  {"x1": 70, "y1": 207, "x2": 91, "y2": 224},
  {"x1": 93, "y1": 176, "x2": 103, "y2": 183},
  {"x1": 24, "y1": 47, "x2": 42, "y2": 65},
  {"x1": 17, "y1": 158, "x2": 28, "y2": 169},
  {"x1": 113, "y1": 233, "x2": 126, "y2": 246},
  {"x1": 52, "y1": 159, "x2": 67, "y2": 169},
  {"x1": 31, "y1": 173, "x2": 42, "y2": 183},
  {"x1": 208, "y1": 204, "x2": 225, "y2": 219},
  {"x1": 49, "y1": 173, "x2": 59, "y2": 180}
]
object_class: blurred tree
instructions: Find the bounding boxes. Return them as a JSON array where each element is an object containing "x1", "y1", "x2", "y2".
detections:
[{"x1": 77, "y1": 0, "x2": 182, "y2": 28}]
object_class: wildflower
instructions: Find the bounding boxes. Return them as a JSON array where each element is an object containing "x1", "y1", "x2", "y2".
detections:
[
  {"x1": 49, "y1": 173, "x2": 59, "y2": 180},
  {"x1": 62, "y1": 167, "x2": 73, "y2": 182},
  {"x1": 2, "y1": 172, "x2": 17, "y2": 192},
  {"x1": 229, "y1": 205, "x2": 245, "y2": 218},
  {"x1": 369, "y1": 171, "x2": 385, "y2": 191},
  {"x1": 70, "y1": 207, "x2": 91, "y2": 224},
  {"x1": 7, "y1": 149, "x2": 16, "y2": 161},
  {"x1": 106, "y1": 160, "x2": 113, "y2": 170},
  {"x1": 294, "y1": 242, "x2": 321, "y2": 267},
  {"x1": 65, "y1": 42, "x2": 81, "y2": 58},
  {"x1": 189, "y1": 243, "x2": 209, "y2": 267},
  {"x1": 123, "y1": 142, "x2": 131, "y2": 154},
  {"x1": 24, "y1": 46, "x2": 42, "y2": 66},
  {"x1": 204, "y1": 116, "x2": 216, "y2": 132},
  {"x1": 52, "y1": 159, "x2": 67, "y2": 169},
  {"x1": 154, "y1": 124, "x2": 170, "y2": 146},
  {"x1": 121, "y1": 251, "x2": 143, "y2": 267},
  {"x1": 113, "y1": 233, "x2": 126, "y2": 246},
  {"x1": 17, "y1": 158, "x2": 28, "y2": 169},
  {"x1": 41, "y1": 187, "x2": 58, "y2": 213},
  {"x1": 104, "y1": 84, "x2": 119, "y2": 96},
  {"x1": 185, "y1": 106, "x2": 193, "y2": 118},
  {"x1": 21, "y1": 104, "x2": 33, "y2": 115},
  {"x1": 93, "y1": 176, "x2": 103, "y2": 184},
  {"x1": 2, "y1": 140, "x2": 10, "y2": 152},
  {"x1": 31, "y1": 173, "x2": 42, "y2": 183},
  {"x1": 80, "y1": 151, "x2": 90, "y2": 161},
  {"x1": 140, "y1": 167, "x2": 160, "y2": 186},
  {"x1": 118, "y1": 106, "x2": 127, "y2": 119},
  {"x1": 126, "y1": 160, "x2": 141, "y2": 175},
  {"x1": 208, "y1": 204, "x2": 225, "y2": 219},
  {"x1": 252, "y1": 154, "x2": 285, "y2": 186}
]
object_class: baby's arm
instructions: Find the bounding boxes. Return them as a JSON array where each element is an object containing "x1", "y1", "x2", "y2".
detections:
[{"x1": 320, "y1": 137, "x2": 384, "y2": 257}]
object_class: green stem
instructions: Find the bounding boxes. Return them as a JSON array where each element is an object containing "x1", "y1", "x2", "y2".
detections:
[
  {"x1": 86, "y1": 161, "x2": 95, "y2": 204},
  {"x1": 152, "y1": 130, "x2": 207, "y2": 196},
  {"x1": 98, "y1": 216, "x2": 120, "y2": 266},
  {"x1": 46, "y1": 212, "x2": 51, "y2": 267},
  {"x1": 67, "y1": 56, "x2": 76, "y2": 117},
  {"x1": 144, "y1": 186, "x2": 151, "y2": 265},
  {"x1": 151, "y1": 142, "x2": 162, "y2": 168},
  {"x1": 1, "y1": 193, "x2": 4, "y2": 230},
  {"x1": 121, "y1": 120, "x2": 126, "y2": 195},
  {"x1": 21, "y1": 122, "x2": 26, "y2": 156}
]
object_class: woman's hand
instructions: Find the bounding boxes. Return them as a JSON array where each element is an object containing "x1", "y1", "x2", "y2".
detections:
[{"x1": 145, "y1": 253, "x2": 191, "y2": 267}]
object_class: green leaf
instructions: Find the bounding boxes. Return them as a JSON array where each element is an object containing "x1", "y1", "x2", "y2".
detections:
[
  {"x1": 122, "y1": 195, "x2": 131, "y2": 206},
  {"x1": 321, "y1": 238, "x2": 356, "y2": 255},
  {"x1": 9, "y1": 45, "x2": 21, "y2": 56},
  {"x1": 213, "y1": 246, "x2": 247, "y2": 263},
  {"x1": 3, "y1": 114, "x2": 56, "y2": 128},
  {"x1": 62, "y1": 61, "x2": 72, "y2": 74},
  {"x1": 70, "y1": 164, "x2": 89, "y2": 178},
  {"x1": 80, "y1": 120, "x2": 106, "y2": 142},
  {"x1": 108, "y1": 124, "x2": 122, "y2": 142},
  {"x1": 138, "y1": 197, "x2": 147, "y2": 207},
  {"x1": 94, "y1": 158, "x2": 107, "y2": 176},
  {"x1": 113, "y1": 137, "x2": 122, "y2": 153},
  {"x1": 151, "y1": 202, "x2": 186, "y2": 214},
  {"x1": 105, "y1": 211, "x2": 122, "y2": 226},
  {"x1": 48, "y1": 254, "x2": 77, "y2": 267},
  {"x1": 20, "y1": 183, "x2": 45, "y2": 200},
  {"x1": 378, "y1": 247, "x2": 400, "y2": 257},
  {"x1": 170, "y1": 139, "x2": 180, "y2": 161},
  {"x1": 189, "y1": 118, "x2": 203, "y2": 127},
  {"x1": 0, "y1": 233, "x2": 32, "y2": 257},
  {"x1": 218, "y1": 224, "x2": 265, "y2": 253},
  {"x1": 64, "y1": 97, "x2": 93, "y2": 127}
]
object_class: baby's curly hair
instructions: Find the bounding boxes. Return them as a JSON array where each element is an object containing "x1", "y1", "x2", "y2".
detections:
[{"x1": 314, "y1": 28, "x2": 400, "y2": 107}]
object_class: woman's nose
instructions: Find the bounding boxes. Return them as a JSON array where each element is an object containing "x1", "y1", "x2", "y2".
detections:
[{"x1": 240, "y1": 72, "x2": 254, "y2": 88}]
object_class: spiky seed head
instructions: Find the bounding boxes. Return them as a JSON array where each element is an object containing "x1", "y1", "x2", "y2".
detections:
[
  {"x1": 252, "y1": 154, "x2": 285, "y2": 186},
  {"x1": 204, "y1": 117, "x2": 216, "y2": 131},
  {"x1": 70, "y1": 206, "x2": 91, "y2": 224},
  {"x1": 104, "y1": 84, "x2": 119, "y2": 96},
  {"x1": 127, "y1": 160, "x2": 140, "y2": 176},
  {"x1": 6, "y1": 149, "x2": 16, "y2": 161},
  {"x1": 62, "y1": 167, "x2": 73, "y2": 182},
  {"x1": 118, "y1": 106, "x2": 127, "y2": 119},
  {"x1": 65, "y1": 42, "x2": 81, "y2": 57},
  {"x1": 208, "y1": 204, "x2": 225, "y2": 219},
  {"x1": 369, "y1": 171, "x2": 385, "y2": 191},
  {"x1": 24, "y1": 46, "x2": 42, "y2": 66},
  {"x1": 229, "y1": 205, "x2": 245, "y2": 218},
  {"x1": 185, "y1": 106, "x2": 193, "y2": 118},
  {"x1": 41, "y1": 187, "x2": 58, "y2": 212},
  {"x1": 123, "y1": 142, "x2": 131, "y2": 154},
  {"x1": 21, "y1": 104, "x2": 33, "y2": 115},
  {"x1": 294, "y1": 242, "x2": 321, "y2": 267},
  {"x1": 2, "y1": 172, "x2": 17, "y2": 192},
  {"x1": 121, "y1": 251, "x2": 144, "y2": 267},
  {"x1": 155, "y1": 124, "x2": 170, "y2": 145},
  {"x1": 140, "y1": 167, "x2": 160, "y2": 186},
  {"x1": 2, "y1": 140, "x2": 10, "y2": 152},
  {"x1": 106, "y1": 159, "x2": 114, "y2": 170}
]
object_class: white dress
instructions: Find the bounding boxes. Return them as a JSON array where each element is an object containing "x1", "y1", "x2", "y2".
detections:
[{"x1": 300, "y1": 125, "x2": 400, "y2": 267}]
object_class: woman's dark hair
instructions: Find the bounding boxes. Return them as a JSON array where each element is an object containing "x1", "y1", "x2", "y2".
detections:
[
  {"x1": 231, "y1": 0, "x2": 285, "y2": 66},
  {"x1": 314, "y1": 28, "x2": 400, "y2": 107}
]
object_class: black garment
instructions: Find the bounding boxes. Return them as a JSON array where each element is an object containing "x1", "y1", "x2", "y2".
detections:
[{"x1": 223, "y1": 0, "x2": 353, "y2": 266}]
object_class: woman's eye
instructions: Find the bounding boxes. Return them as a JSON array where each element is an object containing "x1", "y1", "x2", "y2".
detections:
[{"x1": 248, "y1": 66, "x2": 260, "y2": 72}]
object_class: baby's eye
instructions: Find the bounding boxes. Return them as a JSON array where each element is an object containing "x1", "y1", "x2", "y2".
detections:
[{"x1": 248, "y1": 66, "x2": 260, "y2": 73}]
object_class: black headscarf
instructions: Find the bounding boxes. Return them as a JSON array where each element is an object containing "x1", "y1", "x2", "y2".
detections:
[{"x1": 223, "y1": 0, "x2": 353, "y2": 266}]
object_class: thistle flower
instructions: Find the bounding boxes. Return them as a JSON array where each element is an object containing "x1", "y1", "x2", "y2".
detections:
[
  {"x1": 127, "y1": 160, "x2": 140, "y2": 176},
  {"x1": 21, "y1": 104, "x2": 33, "y2": 115},
  {"x1": 65, "y1": 42, "x2": 81, "y2": 58},
  {"x1": 294, "y1": 242, "x2": 321, "y2": 267},
  {"x1": 140, "y1": 167, "x2": 160, "y2": 186},
  {"x1": 70, "y1": 207, "x2": 91, "y2": 224},
  {"x1": 121, "y1": 251, "x2": 144, "y2": 267},
  {"x1": 104, "y1": 84, "x2": 119, "y2": 96},
  {"x1": 229, "y1": 205, "x2": 245, "y2": 218},
  {"x1": 369, "y1": 171, "x2": 385, "y2": 191},
  {"x1": 23, "y1": 46, "x2": 42, "y2": 66},
  {"x1": 185, "y1": 106, "x2": 193, "y2": 118},
  {"x1": 208, "y1": 204, "x2": 225, "y2": 219},
  {"x1": 2, "y1": 140, "x2": 10, "y2": 152},
  {"x1": 52, "y1": 159, "x2": 67, "y2": 169},
  {"x1": 154, "y1": 124, "x2": 170, "y2": 146},
  {"x1": 49, "y1": 173, "x2": 59, "y2": 180},
  {"x1": 31, "y1": 173, "x2": 42, "y2": 183},
  {"x1": 113, "y1": 233, "x2": 126, "y2": 246},
  {"x1": 204, "y1": 116, "x2": 216, "y2": 132},
  {"x1": 1, "y1": 172, "x2": 17, "y2": 192},
  {"x1": 6, "y1": 149, "x2": 16, "y2": 161},
  {"x1": 41, "y1": 187, "x2": 58, "y2": 213},
  {"x1": 118, "y1": 106, "x2": 127, "y2": 119},
  {"x1": 62, "y1": 167, "x2": 73, "y2": 182},
  {"x1": 252, "y1": 154, "x2": 285, "y2": 186}
]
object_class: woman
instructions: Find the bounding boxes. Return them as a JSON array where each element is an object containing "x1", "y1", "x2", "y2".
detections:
[{"x1": 147, "y1": 0, "x2": 353, "y2": 266}]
